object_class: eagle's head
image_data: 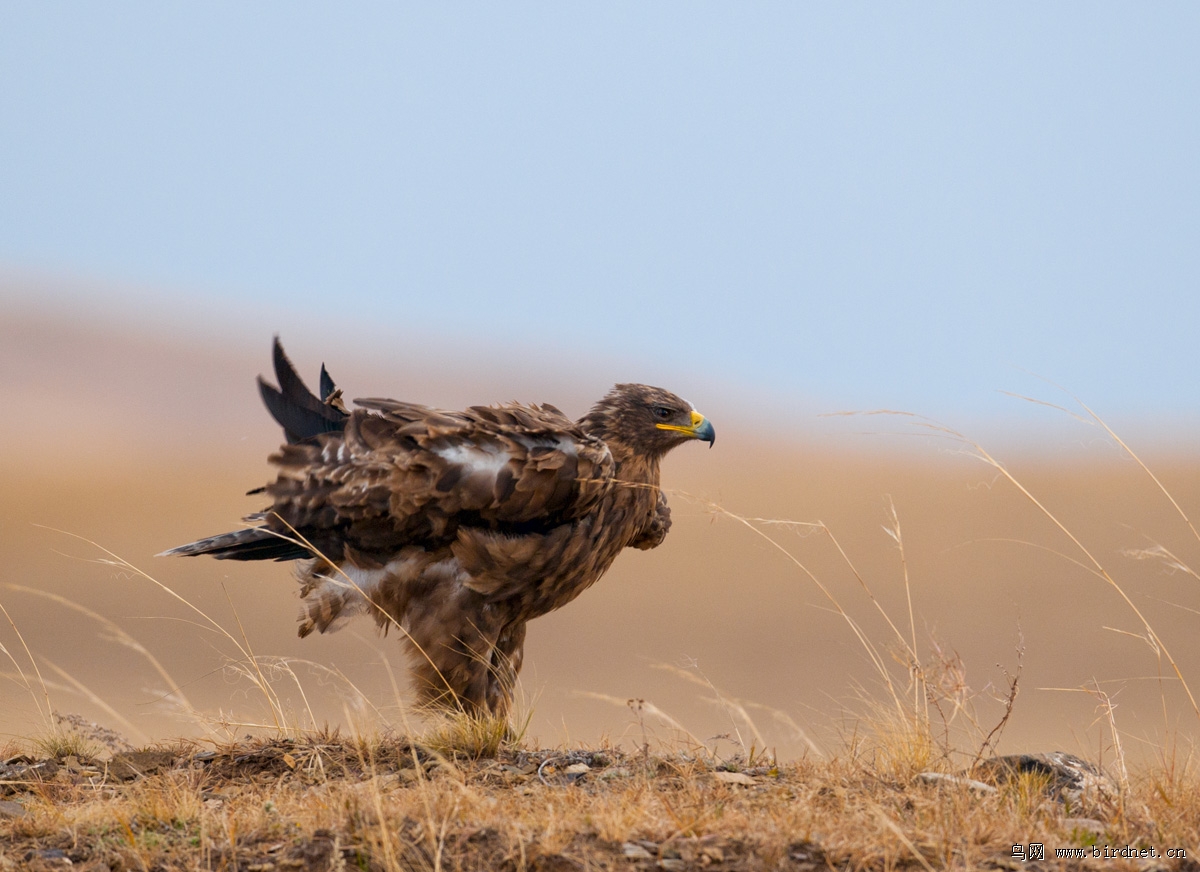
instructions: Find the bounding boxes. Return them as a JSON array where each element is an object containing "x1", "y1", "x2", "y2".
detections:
[{"x1": 580, "y1": 383, "x2": 715, "y2": 459}]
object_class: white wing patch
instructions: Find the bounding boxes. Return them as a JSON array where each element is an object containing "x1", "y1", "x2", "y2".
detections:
[
  {"x1": 435, "y1": 443, "x2": 512, "y2": 478},
  {"x1": 421, "y1": 557, "x2": 466, "y2": 586},
  {"x1": 300, "y1": 563, "x2": 383, "y2": 632},
  {"x1": 301, "y1": 554, "x2": 469, "y2": 635}
]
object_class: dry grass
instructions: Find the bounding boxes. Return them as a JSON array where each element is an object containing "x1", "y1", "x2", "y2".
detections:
[{"x1": 0, "y1": 732, "x2": 1197, "y2": 871}]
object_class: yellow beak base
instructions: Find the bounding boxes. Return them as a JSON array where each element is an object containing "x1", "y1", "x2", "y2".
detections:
[{"x1": 656, "y1": 410, "x2": 715, "y2": 445}]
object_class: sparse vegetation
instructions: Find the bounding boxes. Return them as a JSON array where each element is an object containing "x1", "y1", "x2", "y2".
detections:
[{"x1": 0, "y1": 729, "x2": 1196, "y2": 871}]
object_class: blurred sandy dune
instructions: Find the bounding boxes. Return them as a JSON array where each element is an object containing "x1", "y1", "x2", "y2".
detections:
[{"x1": 3, "y1": 307, "x2": 1199, "y2": 763}]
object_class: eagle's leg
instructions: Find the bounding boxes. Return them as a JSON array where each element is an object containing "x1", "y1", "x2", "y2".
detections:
[
  {"x1": 485, "y1": 621, "x2": 527, "y2": 717},
  {"x1": 404, "y1": 593, "x2": 505, "y2": 717},
  {"x1": 411, "y1": 634, "x2": 495, "y2": 716}
]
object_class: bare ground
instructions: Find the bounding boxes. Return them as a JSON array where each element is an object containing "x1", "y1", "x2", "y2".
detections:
[{"x1": 2, "y1": 732, "x2": 1198, "y2": 872}]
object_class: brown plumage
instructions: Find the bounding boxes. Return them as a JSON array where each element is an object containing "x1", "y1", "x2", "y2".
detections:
[{"x1": 163, "y1": 339, "x2": 715, "y2": 716}]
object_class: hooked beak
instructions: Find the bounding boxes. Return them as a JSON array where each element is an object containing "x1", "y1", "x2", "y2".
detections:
[{"x1": 656, "y1": 410, "x2": 716, "y2": 448}]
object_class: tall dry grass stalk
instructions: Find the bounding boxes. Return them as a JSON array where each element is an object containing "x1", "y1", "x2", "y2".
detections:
[
  {"x1": 821, "y1": 392, "x2": 1200, "y2": 770},
  {"x1": 2, "y1": 525, "x2": 542, "y2": 766},
  {"x1": 666, "y1": 486, "x2": 1018, "y2": 775}
]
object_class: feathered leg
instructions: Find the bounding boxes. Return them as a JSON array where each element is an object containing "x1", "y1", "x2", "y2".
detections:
[
  {"x1": 403, "y1": 590, "x2": 504, "y2": 716},
  {"x1": 486, "y1": 621, "x2": 526, "y2": 716}
]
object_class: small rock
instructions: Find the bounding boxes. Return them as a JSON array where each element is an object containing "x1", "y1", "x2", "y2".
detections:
[
  {"x1": 622, "y1": 842, "x2": 654, "y2": 859},
  {"x1": 24, "y1": 848, "x2": 71, "y2": 866},
  {"x1": 700, "y1": 844, "x2": 725, "y2": 863},
  {"x1": 498, "y1": 763, "x2": 534, "y2": 782},
  {"x1": 973, "y1": 752, "x2": 1119, "y2": 810},
  {"x1": 787, "y1": 841, "x2": 825, "y2": 867},
  {"x1": 0, "y1": 800, "x2": 26, "y2": 819},
  {"x1": 537, "y1": 754, "x2": 593, "y2": 785},
  {"x1": 713, "y1": 770, "x2": 756, "y2": 786},
  {"x1": 917, "y1": 771, "x2": 998, "y2": 794},
  {"x1": 1063, "y1": 817, "x2": 1106, "y2": 836},
  {"x1": 107, "y1": 750, "x2": 175, "y2": 781}
]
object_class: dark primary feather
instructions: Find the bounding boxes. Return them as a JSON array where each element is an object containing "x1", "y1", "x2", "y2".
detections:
[
  {"x1": 319, "y1": 364, "x2": 337, "y2": 402},
  {"x1": 257, "y1": 337, "x2": 348, "y2": 444}
]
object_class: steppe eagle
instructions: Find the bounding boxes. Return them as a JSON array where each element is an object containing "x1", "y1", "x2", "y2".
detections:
[{"x1": 164, "y1": 340, "x2": 714, "y2": 716}]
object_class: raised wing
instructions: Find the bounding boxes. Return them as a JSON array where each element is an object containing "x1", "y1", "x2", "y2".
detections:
[{"x1": 258, "y1": 399, "x2": 615, "y2": 562}]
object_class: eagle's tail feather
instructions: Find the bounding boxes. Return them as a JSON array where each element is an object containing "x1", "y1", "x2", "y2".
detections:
[
  {"x1": 158, "y1": 527, "x2": 312, "y2": 562},
  {"x1": 258, "y1": 337, "x2": 348, "y2": 444}
]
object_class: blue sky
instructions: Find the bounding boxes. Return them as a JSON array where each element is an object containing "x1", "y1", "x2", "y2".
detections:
[{"x1": 3, "y1": 5, "x2": 1198, "y2": 430}]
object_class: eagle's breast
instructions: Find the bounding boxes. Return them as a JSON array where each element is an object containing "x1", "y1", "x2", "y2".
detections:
[{"x1": 451, "y1": 465, "x2": 660, "y2": 619}]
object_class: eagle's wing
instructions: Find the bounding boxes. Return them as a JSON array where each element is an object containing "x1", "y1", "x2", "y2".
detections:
[
  {"x1": 627, "y1": 490, "x2": 671, "y2": 550},
  {"x1": 258, "y1": 398, "x2": 615, "y2": 562},
  {"x1": 257, "y1": 338, "x2": 348, "y2": 445}
]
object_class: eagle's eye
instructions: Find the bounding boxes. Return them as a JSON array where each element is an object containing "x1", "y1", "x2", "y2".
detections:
[{"x1": 652, "y1": 406, "x2": 673, "y2": 420}]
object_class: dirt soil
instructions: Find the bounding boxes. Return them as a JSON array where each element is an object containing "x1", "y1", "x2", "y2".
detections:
[{"x1": 2, "y1": 735, "x2": 1197, "y2": 872}]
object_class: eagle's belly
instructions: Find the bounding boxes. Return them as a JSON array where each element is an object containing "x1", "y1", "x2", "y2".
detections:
[
  {"x1": 297, "y1": 546, "x2": 462, "y2": 637},
  {"x1": 450, "y1": 486, "x2": 656, "y2": 621},
  {"x1": 499, "y1": 515, "x2": 630, "y2": 621},
  {"x1": 298, "y1": 486, "x2": 656, "y2": 634}
]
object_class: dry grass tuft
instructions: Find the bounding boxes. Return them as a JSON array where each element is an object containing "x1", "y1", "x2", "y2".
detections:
[{"x1": 420, "y1": 705, "x2": 530, "y2": 762}]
